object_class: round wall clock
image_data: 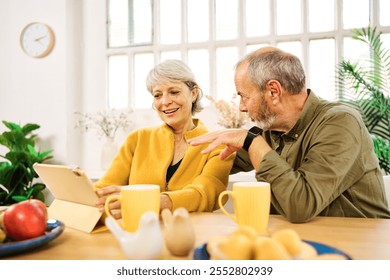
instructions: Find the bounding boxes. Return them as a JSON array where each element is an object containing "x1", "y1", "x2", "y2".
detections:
[{"x1": 20, "y1": 22, "x2": 55, "y2": 58}]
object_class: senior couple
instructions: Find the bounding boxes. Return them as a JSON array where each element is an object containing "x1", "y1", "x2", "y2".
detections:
[{"x1": 94, "y1": 47, "x2": 390, "y2": 223}]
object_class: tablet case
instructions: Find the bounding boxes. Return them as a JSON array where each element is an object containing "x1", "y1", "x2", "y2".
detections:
[{"x1": 33, "y1": 163, "x2": 106, "y2": 233}]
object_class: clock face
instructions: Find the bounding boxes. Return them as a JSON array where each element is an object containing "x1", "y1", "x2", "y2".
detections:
[{"x1": 20, "y1": 23, "x2": 55, "y2": 58}]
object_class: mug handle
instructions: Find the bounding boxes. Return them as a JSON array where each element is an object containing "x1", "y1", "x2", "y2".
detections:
[
  {"x1": 104, "y1": 194, "x2": 122, "y2": 227},
  {"x1": 218, "y1": 190, "x2": 237, "y2": 223}
]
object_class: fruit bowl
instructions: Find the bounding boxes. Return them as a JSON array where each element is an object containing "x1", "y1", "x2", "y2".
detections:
[
  {"x1": 0, "y1": 219, "x2": 65, "y2": 258},
  {"x1": 193, "y1": 240, "x2": 352, "y2": 260}
]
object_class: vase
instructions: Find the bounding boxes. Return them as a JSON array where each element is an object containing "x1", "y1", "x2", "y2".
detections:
[{"x1": 100, "y1": 137, "x2": 118, "y2": 171}]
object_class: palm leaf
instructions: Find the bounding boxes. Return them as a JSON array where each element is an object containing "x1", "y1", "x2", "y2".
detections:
[{"x1": 337, "y1": 26, "x2": 390, "y2": 174}]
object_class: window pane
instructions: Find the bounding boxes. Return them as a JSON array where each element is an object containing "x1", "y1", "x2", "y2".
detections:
[
  {"x1": 276, "y1": 0, "x2": 301, "y2": 35},
  {"x1": 380, "y1": 0, "x2": 390, "y2": 26},
  {"x1": 342, "y1": 37, "x2": 371, "y2": 99},
  {"x1": 108, "y1": 0, "x2": 152, "y2": 47},
  {"x1": 215, "y1": 0, "x2": 238, "y2": 40},
  {"x1": 216, "y1": 47, "x2": 238, "y2": 100},
  {"x1": 161, "y1": 51, "x2": 182, "y2": 61},
  {"x1": 108, "y1": 0, "x2": 129, "y2": 47},
  {"x1": 108, "y1": 55, "x2": 129, "y2": 108},
  {"x1": 309, "y1": 39, "x2": 336, "y2": 100},
  {"x1": 343, "y1": 0, "x2": 369, "y2": 29},
  {"x1": 188, "y1": 0, "x2": 209, "y2": 42},
  {"x1": 246, "y1": 0, "x2": 270, "y2": 37},
  {"x1": 382, "y1": 34, "x2": 390, "y2": 51},
  {"x1": 343, "y1": 37, "x2": 370, "y2": 63},
  {"x1": 308, "y1": 0, "x2": 335, "y2": 32},
  {"x1": 277, "y1": 41, "x2": 303, "y2": 63},
  {"x1": 188, "y1": 49, "x2": 210, "y2": 97},
  {"x1": 132, "y1": 0, "x2": 152, "y2": 43},
  {"x1": 160, "y1": 0, "x2": 181, "y2": 44},
  {"x1": 134, "y1": 53, "x2": 154, "y2": 109}
]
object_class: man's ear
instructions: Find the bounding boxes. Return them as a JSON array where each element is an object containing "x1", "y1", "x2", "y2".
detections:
[{"x1": 266, "y1": 80, "x2": 282, "y2": 97}]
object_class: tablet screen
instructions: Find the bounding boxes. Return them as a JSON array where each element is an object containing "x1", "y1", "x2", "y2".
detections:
[{"x1": 33, "y1": 163, "x2": 98, "y2": 207}]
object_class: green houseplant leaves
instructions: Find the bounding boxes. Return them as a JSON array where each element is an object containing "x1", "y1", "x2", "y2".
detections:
[
  {"x1": 337, "y1": 26, "x2": 390, "y2": 175},
  {"x1": 0, "y1": 121, "x2": 53, "y2": 205}
]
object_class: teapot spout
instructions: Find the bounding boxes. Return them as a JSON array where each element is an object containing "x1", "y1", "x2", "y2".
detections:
[{"x1": 105, "y1": 217, "x2": 126, "y2": 241}]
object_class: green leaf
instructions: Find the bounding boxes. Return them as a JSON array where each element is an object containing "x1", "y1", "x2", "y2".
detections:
[
  {"x1": 11, "y1": 195, "x2": 28, "y2": 202},
  {"x1": 0, "y1": 120, "x2": 54, "y2": 205},
  {"x1": 22, "y1": 123, "x2": 40, "y2": 135},
  {"x1": 2, "y1": 121, "x2": 22, "y2": 132},
  {"x1": 337, "y1": 26, "x2": 390, "y2": 174}
]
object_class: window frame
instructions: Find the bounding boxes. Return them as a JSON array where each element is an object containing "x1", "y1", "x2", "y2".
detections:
[{"x1": 106, "y1": 0, "x2": 390, "y2": 109}]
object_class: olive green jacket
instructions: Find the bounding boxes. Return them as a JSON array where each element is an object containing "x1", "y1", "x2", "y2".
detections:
[{"x1": 233, "y1": 90, "x2": 390, "y2": 222}]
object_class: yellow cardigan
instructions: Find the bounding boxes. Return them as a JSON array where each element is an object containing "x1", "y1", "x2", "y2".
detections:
[{"x1": 94, "y1": 119, "x2": 235, "y2": 212}]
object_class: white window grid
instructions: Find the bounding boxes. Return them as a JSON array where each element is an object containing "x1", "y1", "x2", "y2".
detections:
[{"x1": 106, "y1": 0, "x2": 390, "y2": 109}]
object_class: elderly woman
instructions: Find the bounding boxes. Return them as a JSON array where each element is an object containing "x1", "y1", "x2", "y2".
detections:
[{"x1": 95, "y1": 60, "x2": 234, "y2": 217}]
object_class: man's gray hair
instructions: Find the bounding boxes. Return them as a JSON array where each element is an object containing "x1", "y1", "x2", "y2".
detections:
[{"x1": 237, "y1": 48, "x2": 306, "y2": 94}]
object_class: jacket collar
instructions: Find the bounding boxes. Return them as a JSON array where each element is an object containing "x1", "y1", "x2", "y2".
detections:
[
  {"x1": 275, "y1": 89, "x2": 320, "y2": 140},
  {"x1": 161, "y1": 118, "x2": 207, "y2": 139}
]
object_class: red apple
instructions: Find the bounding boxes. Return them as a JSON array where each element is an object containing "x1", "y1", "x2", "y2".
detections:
[
  {"x1": 3, "y1": 199, "x2": 48, "y2": 241},
  {"x1": 29, "y1": 199, "x2": 48, "y2": 220}
]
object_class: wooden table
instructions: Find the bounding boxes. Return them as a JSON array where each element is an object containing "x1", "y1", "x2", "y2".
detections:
[{"x1": 3, "y1": 213, "x2": 390, "y2": 260}]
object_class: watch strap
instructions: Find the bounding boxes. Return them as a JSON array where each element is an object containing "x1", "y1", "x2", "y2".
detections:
[
  {"x1": 243, "y1": 126, "x2": 263, "y2": 152},
  {"x1": 249, "y1": 126, "x2": 263, "y2": 135}
]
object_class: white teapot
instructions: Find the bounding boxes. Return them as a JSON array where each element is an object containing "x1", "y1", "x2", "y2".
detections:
[{"x1": 105, "y1": 211, "x2": 163, "y2": 259}]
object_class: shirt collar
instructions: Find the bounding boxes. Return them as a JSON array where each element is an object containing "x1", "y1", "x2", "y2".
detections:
[
  {"x1": 271, "y1": 89, "x2": 320, "y2": 140},
  {"x1": 287, "y1": 89, "x2": 321, "y2": 139}
]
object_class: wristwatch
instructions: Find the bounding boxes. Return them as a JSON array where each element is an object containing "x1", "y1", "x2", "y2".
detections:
[{"x1": 243, "y1": 126, "x2": 263, "y2": 151}]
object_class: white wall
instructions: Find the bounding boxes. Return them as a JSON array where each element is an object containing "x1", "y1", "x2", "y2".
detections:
[
  {"x1": 0, "y1": 0, "x2": 224, "y2": 179},
  {"x1": 0, "y1": 0, "x2": 82, "y2": 166}
]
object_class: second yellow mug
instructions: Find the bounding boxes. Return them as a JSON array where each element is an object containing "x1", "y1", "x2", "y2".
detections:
[
  {"x1": 104, "y1": 184, "x2": 160, "y2": 232},
  {"x1": 218, "y1": 181, "x2": 271, "y2": 233}
]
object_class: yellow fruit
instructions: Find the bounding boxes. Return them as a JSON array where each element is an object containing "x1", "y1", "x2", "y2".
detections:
[
  {"x1": 224, "y1": 233, "x2": 254, "y2": 259},
  {"x1": 208, "y1": 233, "x2": 254, "y2": 260},
  {"x1": 0, "y1": 228, "x2": 6, "y2": 243},
  {"x1": 313, "y1": 253, "x2": 347, "y2": 260},
  {"x1": 207, "y1": 236, "x2": 230, "y2": 260},
  {"x1": 272, "y1": 229, "x2": 303, "y2": 256},
  {"x1": 300, "y1": 242, "x2": 318, "y2": 259},
  {"x1": 233, "y1": 225, "x2": 258, "y2": 242},
  {"x1": 254, "y1": 237, "x2": 291, "y2": 260}
]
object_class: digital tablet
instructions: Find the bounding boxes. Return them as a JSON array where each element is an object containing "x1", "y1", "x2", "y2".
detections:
[{"x1": 33, "y1": 163, "x2": 99, "y2": 207}]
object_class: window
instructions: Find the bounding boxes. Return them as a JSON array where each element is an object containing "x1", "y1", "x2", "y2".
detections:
[{"x1": 107, "y1": 0, "x2": 390, "y2": 109}]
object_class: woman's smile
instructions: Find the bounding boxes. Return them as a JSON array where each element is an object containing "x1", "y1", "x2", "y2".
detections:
[{"x1": 163, "y1": 108, "x2": 179, "y2": 115}]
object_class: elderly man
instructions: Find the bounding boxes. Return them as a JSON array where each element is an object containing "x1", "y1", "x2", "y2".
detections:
[{"x1": 188, "y1": 47, "x2": 390, "y2": 222}]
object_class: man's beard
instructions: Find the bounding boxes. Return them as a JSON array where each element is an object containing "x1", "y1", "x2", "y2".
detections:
[{"x1": 253, "y1": 98, "x2": 277, "y2": 131}]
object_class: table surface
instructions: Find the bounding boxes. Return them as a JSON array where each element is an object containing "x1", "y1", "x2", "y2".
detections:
[{"x1": 2, "y1": 212, "x2": 390, "y2": 260}]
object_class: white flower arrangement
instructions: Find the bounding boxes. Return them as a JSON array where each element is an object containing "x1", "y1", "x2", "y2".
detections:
[
  {"x1": 207, "y1": 95, "x2": 249, "y2": 128},
  {"x1": 74, "y1": 108, "x2": 133, "y2": 139}
]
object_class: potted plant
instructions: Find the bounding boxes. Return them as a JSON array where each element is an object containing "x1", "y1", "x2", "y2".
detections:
[
  {"x1": 0, "y1": 121, "x2": 53, "y2": 205},
  {"x1": 337, "y1": 26, "x2": 390, "y2": 175},
  {"x1": 207, "y1": 95, "x2": 250, "y2": 128},
  {"x1": 74, "y1": 108, "x2": 133, "y2": 170}
]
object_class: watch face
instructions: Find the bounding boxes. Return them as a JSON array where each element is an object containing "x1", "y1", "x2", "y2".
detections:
[{"x1": 20, "y1": 23, "x2": 55, "y2": 58}]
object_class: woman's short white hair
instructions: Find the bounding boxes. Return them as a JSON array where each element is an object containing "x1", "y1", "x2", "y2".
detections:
[{"x1": 146, "y1": 59, "x2": 203, "y2": 114}]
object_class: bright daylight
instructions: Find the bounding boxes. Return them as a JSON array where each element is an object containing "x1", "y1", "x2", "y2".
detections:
[{"x1": 1, "y1": 0, "x2": 390, "y2": 279}]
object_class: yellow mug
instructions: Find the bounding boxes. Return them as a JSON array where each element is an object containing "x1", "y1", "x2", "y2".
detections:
[
  {"x1": 104, "y1": 184, "x2": 160, "y2": 232},
  {"x1": 218, "y1": 181, "x2": 271, "y2": 233}
]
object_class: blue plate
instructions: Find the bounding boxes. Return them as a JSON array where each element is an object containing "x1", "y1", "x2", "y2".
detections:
[
  {"x1": 0, "y1": 219, "x2": 65, "y2": 258},
  {"x1": 193, "y1": 240, "x2": 352, "y2": 260}
]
